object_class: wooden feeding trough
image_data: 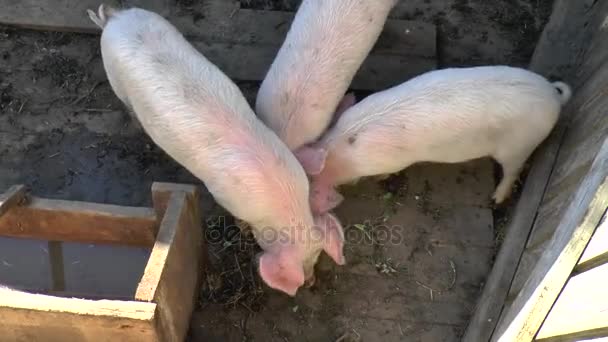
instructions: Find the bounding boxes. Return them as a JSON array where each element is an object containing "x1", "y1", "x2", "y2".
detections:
[{"x1": 0, "y1": 182, "x2": 205, "y2": 342}]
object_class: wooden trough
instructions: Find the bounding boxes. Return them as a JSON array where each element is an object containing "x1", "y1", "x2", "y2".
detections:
[
  {"x1": 0, "y1": 182, "x2": 205, "y2": 342},
  {"x1": 464, "y1": 0, "x2": 608, "y2": 341}
]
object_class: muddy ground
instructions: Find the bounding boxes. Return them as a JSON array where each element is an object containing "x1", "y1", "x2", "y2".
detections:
[{"x1": 0, "y1": 0, "x2": 552, "y2": 341}]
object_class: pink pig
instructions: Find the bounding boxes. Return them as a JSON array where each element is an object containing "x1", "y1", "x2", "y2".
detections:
[
  {"x1": 88, "y1": 5, "x2": 344, "y2": 296},
  {"x1": 297, "y1": 66, "x2": 572, "y2": 214},
  {"x1": 256, "y1": 0, "x2": 397, "y2": 152}
]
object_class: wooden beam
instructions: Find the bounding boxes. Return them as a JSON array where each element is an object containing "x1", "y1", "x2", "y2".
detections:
[
  {"x1": 149, "y1": 182, "x2": 198, "y2": 219},
  {"x1": 536, "y1": 262, "x2": 608, "y2": 341},
  {"x1": 0, "y1": 197, "x2": 158, "y2": 247},
  {"x1": 575, "y1": 216, "x2": 608, "y2": 274},
  {"x1": 136, "y1": 186, "x2": 203, "y2": 342},
  {"x1": 0, "y1": 287, "x2": 159, "y2": 342},
  {"x1": 491, "y1": 137, "x2": 608, "y2": 341},
  {"x1": 0, "y1": 185, "x2": 27, "y2": 218},
  {"x1": 174, "y1": 8, "x2": 436, "y2": 57},
  {"x1": 194, "y1": 40, "x2": 434, "y2": 91},
  {"x1": 463, "y1": 1, "x2": 593, "y2": 339},
  {"x1": 0, "y1": 0, "x2": 436, "y2": 91}
]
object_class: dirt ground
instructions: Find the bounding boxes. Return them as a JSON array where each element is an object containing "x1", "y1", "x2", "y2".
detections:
[{"x1": 0, "y1": 0, "x2": 552, "y2": 341}]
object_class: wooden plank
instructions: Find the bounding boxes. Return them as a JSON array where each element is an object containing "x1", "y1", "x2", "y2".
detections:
[
  {"x1": 528, "y1": 0, "x2": 595, "y2": 83},
  {"x1": 174, "y1": 8, "x2": 436, "y2": 57},
  {"x1": 0, "y1": 287, "x2": 158, "y2": 342},
  {"x1": 491, "y1": 138, "x2": 608, "y2": 341},
  {"x1": 573, "y1": 0, "x2": 608, "y2": 88},
  {"x1": 0, "y1": 1, "x2": 435, "y2": 58},
  {"x1": 135, "y1": 187, "x2": 203, "y2": 342},
  {"x1": 0, "y1": 184, "x2": 26, "y2": 218},
  {"x1": 0, "y1": 197, "x2": 158, "y2": 247},
  {"x1": 463, "y1": 126, "x2": 567, "y2": 341},
  {"x1": 149, "y1": 182, "x2": 198, "y2": 219},
  {"x1": 462, "y1": 0, "x2": 592, "y2": 338},
  {"x1": 576, "y1": 214, "x2": 608, "y2": 274},
  {"x1": 0, "y1": 1, "x2": 436, "y2": 90},
  {"x1": 536, "y1": 263, "x2": 608, "y2": 341},
  {"x1": 194, "y1": 40, "x2": 435, "y2": 91},
  {"x1": 48, "y1": 241, "x2": 66, "y2": 292},
  {"x1": 0, "y1": 0, "x2": 168, "y2": 32}
]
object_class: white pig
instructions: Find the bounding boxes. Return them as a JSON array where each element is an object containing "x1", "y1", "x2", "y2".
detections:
[
  {"x1": 88, "y1": 5, "x2": 345, "y2": 296},
  {"x1": 296, "y1": 66, "x2": 572, "y2": 214},
  {"x1": 255, "y1": 0, "x2": 398, "y2": 152}
]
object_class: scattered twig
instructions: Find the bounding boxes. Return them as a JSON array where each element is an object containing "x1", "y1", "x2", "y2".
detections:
[
  {"x1": 448, "y1": 259, "x2": 457, "y2": 290},
  {"x1": 69, "y1": 81, "x2": 101, "y2": 106},
  {"x1": 80, "y1": 108, "x2": 115, "y2": 112},
  {"x1": 235, "y1": 254, "x2": 245, "y2": 281},
  {"x1": 17, "y1": 99, "x2": 27, "y2": 114}
]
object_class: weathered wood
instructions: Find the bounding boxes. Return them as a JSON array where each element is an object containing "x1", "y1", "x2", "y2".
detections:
[
  {"x1": 573, "y1": 0, "x2": 608, "y2": 88},
  {"x1": 0, "y1": 0, "x2": 168, "y2": 32},
  {"x1": 510, "y1": 58, "x2": 608, "y2": 294},
  {"x1": 575, "y1": 215, "x2": 608, "y2": 274},
  {"x1": 536, "y1": 262, "x2": 608, "y2": 341},
  {"x1": 175, "y1": 8, "x2": 436, "y2": 57},
  {"x1": 0, "y1": 287, "x2": 159, "y2": 342},
  {"x1": 193, "y1": 40, "x2": 434, "y2": 90},
  {"x1": 149, "y1": 182, "x2": 198, "y2": 219},
  {"x1": 48, "y1": 241, "x2": 66, "y2": 292},
  {"x1": 528, "y1": 0, "x2": 596, "y2": 83},
  {"x1": 492, "y1": 138, "x2": 608, "y2": 341},
  {"x1": 0, "y1": 0, "x2": 436, "y2": 90},
  {"x1": 462, "y1": 0, "x2": 594, "y2": 338},
  {"x1": 0, "y1": 184, "x2": 27, "y2": 218},
  {"x1": 462, "y1": 129, "x2": 565, "y2": 342},
  {"x1": 136, "y1": 186, "x2": 203, "y2": 342},
  {"x1": 0, "y1": 197, "x2": 158, "y2": 247}
]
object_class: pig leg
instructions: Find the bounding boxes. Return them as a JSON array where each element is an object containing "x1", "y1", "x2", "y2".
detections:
[{"x1": 493, "y1": 151, "x2": 529, "y2": 204}]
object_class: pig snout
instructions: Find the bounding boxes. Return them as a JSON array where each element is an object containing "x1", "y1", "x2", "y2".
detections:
[{"x1": 258, "y1": 213, "x2": 346, "y2": 295}]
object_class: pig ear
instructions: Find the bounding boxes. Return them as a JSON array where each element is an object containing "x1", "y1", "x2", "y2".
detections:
[
  {"x1": 294, "y1": 146, "x2": 328, "y2": 175},
  {"x1": 315, "y1": 213, "x2": 346, "y2": 265},
  {"x1": 258, "y1": 249, "x2": 305, "y2": 296}
]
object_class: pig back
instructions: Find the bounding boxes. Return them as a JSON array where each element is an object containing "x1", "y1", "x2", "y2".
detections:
[{"x1": 256, "y1": 0, "x2": 397, "y2": 150}]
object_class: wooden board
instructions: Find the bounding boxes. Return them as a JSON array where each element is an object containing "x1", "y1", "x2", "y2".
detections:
[
  {"x1": 491, "y1": 137, "x2": 608, "y2": 341},
  {"x1": 174, "y1": 8, "x2": 436, "y2": 57},
  {"x1": 536, "y1": 263, "x2": 608, "y2": 341},
  {"x1": 0, "y1": 197, "x2": 158, "y2": 247},
  {"x1": 0, "y1": 185, "x2": 26, "y2": 217},
  {"x1": 136, "y1": 184, "x2": 204, "y2": 342},
  {"x1": 0, "y1": 0, "x2": 436, "y2": 91},
  {"x1": 0, "y1": 287, "x2": 159, "y2": 342},
  {"x1": 460, "y1": 0, "x2": 587, "y2": 337},
  {"x1": 528, "y1": 0, "x2": 596, "y2": 83},
  {"x1": 505, "y1": 53, "x2": 608, "y2": 303},
  {"x1": 575, "y1": 215, "x2": 608, "y2": 274}
]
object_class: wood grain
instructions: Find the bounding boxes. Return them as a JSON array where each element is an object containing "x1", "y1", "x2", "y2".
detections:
[
  {"x1": 0, "y1": 287, "x2": 159, "y2": 342},
  {"x1": 0, "y1": 197, "x2": 158, "y2": 246},
  {"x1": 536, "y1": 262, "x2": 608, "y2": 341},
  {"x1": 0, "y1": 185, "x2": 26, "y2": 218},
  {"x1": 0, "y1": 0, "x2": 436, "y2": 90},
  {"x1": 492, "y1": 138, "x2": 608, "y2": 341},
  {"x1": 136, "y1": 184, "x2": 204, "y2": 342}
]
